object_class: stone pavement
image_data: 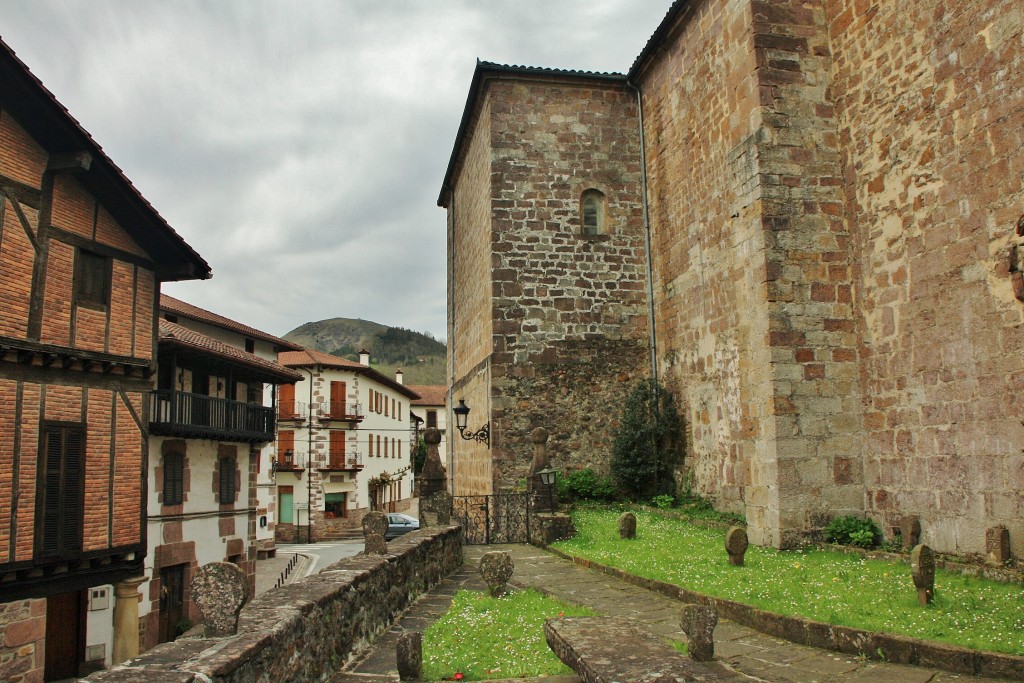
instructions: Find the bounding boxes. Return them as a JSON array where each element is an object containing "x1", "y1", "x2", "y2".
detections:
[
  {"x1": 336, "y1": 544, "x2": 1005, "y2": 683},
  {"x1": 254, "y1": 549, "x2": 313, "y2": 595}
]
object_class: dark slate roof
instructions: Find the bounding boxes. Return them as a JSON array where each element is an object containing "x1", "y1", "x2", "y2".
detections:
[
  {"x1": 437, "y1": 60, "x2": 628, "y2": 207},
  {"x1": 0, "y1": 38, "x2": 210, "y2": 282},
  {"x1": 407, "y1": 385, "x2": 446, "y2": 407},
  {"x1": 627, "y1": 0, "x2": 692, "y2": 78},
  {"x1": 278, "y1": 348, "x2": 421, "y2": 399},
  {"x1": 158, "y1": 319, "x2": 302, "y2": 383},
  {"x1": 160, "y1": 295, "x2": 302, "y2": 352}
]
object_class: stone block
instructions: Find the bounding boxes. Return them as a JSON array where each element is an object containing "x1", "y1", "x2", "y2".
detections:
[
  {"x1": 725, "y1": 527, "x2": 748, "y2": 566},
  {"x1": 396, "y1": 631, "x2": 422, "y2": 681},
  {"x1": 985, "y1": 526, "x2": 1010, "y2": 565},
  {"x1": 910, "y1": 544, "x2": 935, "y2": 606}
]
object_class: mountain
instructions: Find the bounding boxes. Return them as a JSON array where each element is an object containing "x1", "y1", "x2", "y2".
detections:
[{"x1": 282, "y1": 318, "x2": 446, "y2": 385}]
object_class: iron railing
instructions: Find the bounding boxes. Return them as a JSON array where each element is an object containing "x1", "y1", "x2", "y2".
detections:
[{"x1": 311, "y1": 402, "x2": 363, "y2": 421}]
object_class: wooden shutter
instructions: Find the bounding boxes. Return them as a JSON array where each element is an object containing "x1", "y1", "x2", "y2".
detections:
[
  {"x1": 279, "y1": 383, "x2": 296, "y2": 418},
  {"x1": 368, "y1": 433, "x2": 373, "y2": 457},
  {"x1": 219, "y1": 457, "x2": 236, "y2": 503},
  {"x1": 331, "y1": 381, "x2": 346, "y2": 418},
  {"x1": 39, "y1": 425, "x2": 84, "y2": 557},
  {"x1": 163, "y1": 452, "x2": 184, "y2": 506},
  {"x1": 330, "y1": 430, "x2": 346, "y2": 468},
  {"x1": 279, "y1": 431, "x2": 295, "y2": 464}
]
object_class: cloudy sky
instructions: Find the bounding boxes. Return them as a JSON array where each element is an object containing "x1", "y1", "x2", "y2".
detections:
[{"x1": 2, "y1": 1, "x2": 670, "y2": 340}]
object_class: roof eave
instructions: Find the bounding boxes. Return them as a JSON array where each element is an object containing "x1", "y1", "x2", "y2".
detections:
[{"x1": 437, "y1": 60, "x2": 627, "y2": 208}]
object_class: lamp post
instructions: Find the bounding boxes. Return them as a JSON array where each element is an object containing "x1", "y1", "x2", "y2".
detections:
[
  {"x1": 453, "y1": 399, "x2": 490, "y2": 448},
  {"x1": 537, "y1": 465, "x2": 558, "y2": 512}
]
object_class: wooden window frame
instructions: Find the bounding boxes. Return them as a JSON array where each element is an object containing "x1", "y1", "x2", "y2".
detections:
[
  {"x1": 74, "y1": 248, "x2": 111, "y2": 310},
  {"x1": 581, "y1": 188, "x2": 607, "y2": 237}
]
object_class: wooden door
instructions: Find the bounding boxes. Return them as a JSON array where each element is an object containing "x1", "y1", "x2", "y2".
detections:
[
  {"x1": 158, "y1": 564, "x2": 186, "y2": 643},
  {"x1": 45, "y1": 591, "x2": 83, "y2": 681},
  {"x1": 330, "y1": 381, "x2": 346, "y2": 418}
]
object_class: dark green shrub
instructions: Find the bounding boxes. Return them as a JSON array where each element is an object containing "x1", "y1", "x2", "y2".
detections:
[
  {"x1": 651, "y1": 494, "x2": 675, "y2": 509},
  {"x1": 610, "y1": 379, "x2": 683, "y2": 501},
  {"x1": 412, "y1": 438, "x2": 427, "y2": 475},
  {"x1": 824, "y1": 515, "x2": 881, "y2": 548},
  {"x1": 556, "y1": 468, "x2": 615, "y2": 502}
]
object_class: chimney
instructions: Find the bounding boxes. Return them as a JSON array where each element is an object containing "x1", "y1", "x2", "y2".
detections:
[
  {"x1": 358, "y1": 349, "x2": 370, "y2": 366},
  {"x1": 395, "y1": 369, "x2": 404, "y2": 385}
]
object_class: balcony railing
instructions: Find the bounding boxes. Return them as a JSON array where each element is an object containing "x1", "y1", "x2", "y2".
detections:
[
  {"x1": 274, "y1": 449, "x2": 307, "y2": 470},
  {"x1": 312, "y1": 402, "x2": 364, "y2": 422},
  {"x1": 323, "y1": 451, "x2": 363, "y2": 471},
  {"x1": 150, "y1": 389, "x2": 276, "y2": 443},
  {"x1": 277, "y1": 402, "x2": 308, "y2": 420}
]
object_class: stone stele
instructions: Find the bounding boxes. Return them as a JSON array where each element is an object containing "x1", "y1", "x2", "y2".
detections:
[
  {"x1": 619, "y1": 511, "x2": 637, "y2": 540},
  {"x1": 363, "y1": 510, "x2": 389, "y2": 555},
  {"x1": 396, "y1": 631, "x2": 422, "y2": 681},
  {"x1": 911, "y1": 543, "x2": 935, "y2": 606},
  {"x1": 190, "y1": 561, "x2": 251, "y2": 637},
  {"x1": 725, "y1": 526, "x2": 748, "y2": 566},
  {"x1": 479, "y1": 550, "x2": 514, "y2": 597},
  {"x1": 680, "y1": 604, "x2": 718, "y2": 662}
]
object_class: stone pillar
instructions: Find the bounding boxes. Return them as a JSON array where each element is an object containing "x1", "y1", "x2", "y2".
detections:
[
  {"x1": 527, "y1": 428, "x2": 556, "y2": 511},
  {"x1": 112, "y1": 577, "x2": 146, "y2": 664},
  {"x1": 418, "y1": 428, "x2": 446, "y2": 498}
]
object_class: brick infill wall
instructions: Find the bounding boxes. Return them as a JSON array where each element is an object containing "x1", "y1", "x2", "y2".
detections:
[
  {"x1": 545, "y1": 547, "x2": 1024, "y2": 680},
  {"x1": 88, "y1": 525, "x2": 463, "y2": 682}
]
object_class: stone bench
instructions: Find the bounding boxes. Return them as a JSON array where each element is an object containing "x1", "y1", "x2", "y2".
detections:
[{"x1": 544, "y1": 616, "x2": 750, "y2": 683}]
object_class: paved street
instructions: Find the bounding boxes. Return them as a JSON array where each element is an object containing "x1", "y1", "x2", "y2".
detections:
[{"x1": 255, "y1": 540, "x2": 362, "y2": 595}]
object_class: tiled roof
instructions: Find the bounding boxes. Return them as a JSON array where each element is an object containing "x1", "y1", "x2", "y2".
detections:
[
  {"x1": 160, "y1": 295, "x2": 302, "y2": 351},
  {"x1": 278, "y1": 348, "x2": 421, "y2": 399},
  {"x1": 158, "y1": 320, "x2": 302, "y2": 382},
  {"x1": 476, "y1": 60, "x2": 624, "y2": 80},
  {"x1": 407, "y1": 385, "x2": 446, "y2": 407},
  {"x1": 0, "y1": 39, "x2": 210, "y2": 282}
]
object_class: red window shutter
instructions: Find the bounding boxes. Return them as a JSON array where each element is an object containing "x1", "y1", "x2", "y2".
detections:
[
  {"x1": 279, "y1": 431, "x2": 295, "y2": 464},
  {"x1": 368, "y1": 433, "x2": 374, "y2": 457},
  {"x1": 330, "y1": 381, "x2": 346, "y2": 418},
  {"x1": 279, "y1": 383, "x2": 296, "y2": 418},
  {"x1": 330, "y1": 431, "x2": 345, "y2": 468}
]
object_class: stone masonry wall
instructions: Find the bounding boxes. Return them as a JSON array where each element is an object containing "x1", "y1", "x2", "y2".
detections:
[
  {"x1": 826, "y1": 0, "x2": 1024, "y2": 556},
  {"x1": 0, "y1": 599, "x2": 45, "y2": 683},
  {"x1": 448, "y1": 93, "x2": 494, "y2": 496},
  {"x1": 640, "y1": 0, "x2": 863, "y2": 547},
  {"x1": 486, "y1": 76, "x2": 650, "y2": 491},
  {"x1": 88, "y1": 526, "x2": 463, "y2": 683},
  {"x1": 638, "y1": 0, "x2": 778, "y2": 535}
]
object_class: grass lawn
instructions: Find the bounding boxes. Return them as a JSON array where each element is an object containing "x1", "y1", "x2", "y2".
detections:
[
  {"x1": 422, "y1": 589, "x2": 595, "y2": 681},
  {"x1": 553, "y1": 507, "x2": 1024, "y2": 656}
]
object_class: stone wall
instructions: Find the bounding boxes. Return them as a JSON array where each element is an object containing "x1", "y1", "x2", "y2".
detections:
[
  {"x1": 826, "y1": 0, "x2": 1024, "y2": 556},
  {"x1": 0, "y1": 599, "x2": 44, "y2": 683},
  {"x1": 88, "y1": 525, "x2": 463, "y2": 682},
  {"x1": 447, "y1": 91, "x2": 494, "y2": 496},
  {"x1": 485, "y1": 75, "x2": 650, "y2": 492},
  {"x1": 637, "y1": 0, "x2": 863, "y2": 546}
]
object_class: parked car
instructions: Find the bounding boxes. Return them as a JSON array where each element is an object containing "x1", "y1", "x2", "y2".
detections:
[{"x1": 386, "y1": 513, "x2": 420, "y2": 539}]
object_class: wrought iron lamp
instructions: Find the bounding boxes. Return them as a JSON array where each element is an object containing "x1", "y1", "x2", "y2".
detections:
[{"x1": 453, "y1": 399, "x2": 490, "y2": 448}]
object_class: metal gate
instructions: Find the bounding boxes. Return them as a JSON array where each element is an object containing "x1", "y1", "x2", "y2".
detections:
[{"x1": 453, "y1": 493, "x2": 533, "y2": 544}]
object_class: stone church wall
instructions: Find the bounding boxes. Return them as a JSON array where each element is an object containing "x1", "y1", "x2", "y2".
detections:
[{"x1": 826, "y1": 0, "x2": 1024, "y2": 556}]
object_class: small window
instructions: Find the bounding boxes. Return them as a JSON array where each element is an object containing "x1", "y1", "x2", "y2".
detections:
[
  {"x1": 163, "y1": 452, "x2": 184, "y2": 506},
  {"x1": 76, "y1": 250, "x2": 111, "y2": 308},
  {"x1": 426, "y1": 410, "x2": 438, "y2": 428},
  {"x1": 245, "y1": 338, "x2": 255, "y2": 353},
  {"x1": 325, "y1": 492, "x2": 347, "y2": 518},
  {"x1": 581, "y1": 189, "x2": 606, "y2": 236},
  {"x1": 219, "y1": 456, "x2": 236, "y2": 503}
]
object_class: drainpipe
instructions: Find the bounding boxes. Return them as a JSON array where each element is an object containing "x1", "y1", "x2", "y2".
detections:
[
  {"x1": 298, "y1": 365, "x2": 315, "y2": 543},
  {"x1": 445, "y1": 184, "x2": 457, "y2": 495},
  {"x1": 626, "y1": 78, "x2": 658, "y2": 388}
]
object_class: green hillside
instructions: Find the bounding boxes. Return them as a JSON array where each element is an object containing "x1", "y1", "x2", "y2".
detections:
[{"x1": 282, "y1": 318, "x2": 446, "y2": 385}]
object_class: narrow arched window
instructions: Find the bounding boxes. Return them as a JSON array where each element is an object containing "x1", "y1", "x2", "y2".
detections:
[{"x1": 581, "y1": 189, "x2": 605, "y2": 236}]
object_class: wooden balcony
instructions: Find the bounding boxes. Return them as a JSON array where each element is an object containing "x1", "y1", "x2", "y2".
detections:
[{"x1": 150, "y1": 389, "x2": 276, "y2": 443}]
